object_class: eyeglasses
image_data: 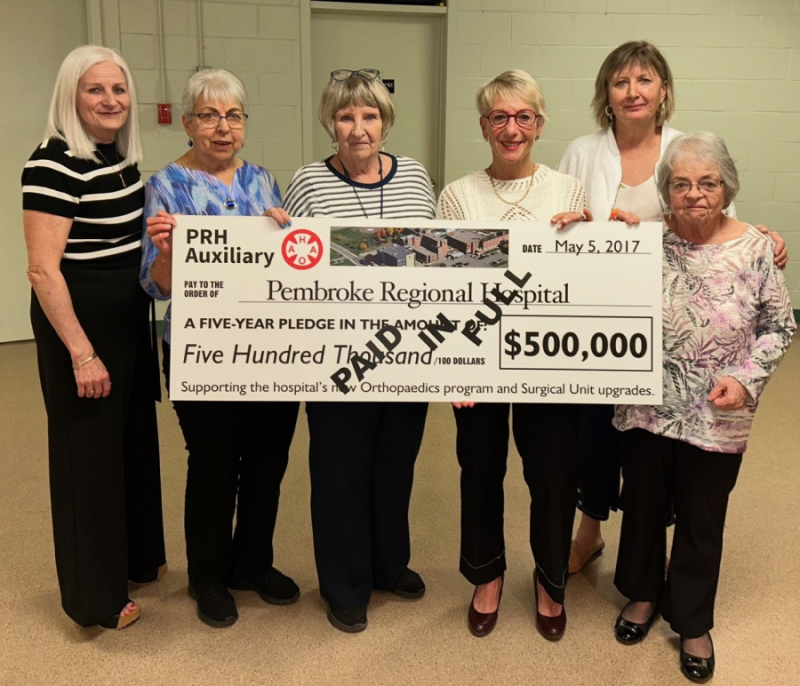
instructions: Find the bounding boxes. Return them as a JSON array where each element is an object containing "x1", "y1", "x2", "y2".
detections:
[
  {"x1": 668, "y1": 180, "x2": 724, "y2": 195},
  {"x1": 483, "y1": 110, "x2": 538, "y2": 129},
  {"x1": 330, "y1": 69, "x2": 382, "y2": 82},
  {"x1": 189, "y1": 111, "x2": 249, "y2": 128}
]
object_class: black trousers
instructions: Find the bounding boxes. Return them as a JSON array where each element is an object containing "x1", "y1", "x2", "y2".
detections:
[
  {"x1": 577, "y1": 404, "x2": 621, "y2": 521},
  {"x1": 31, "y1": 258, "x2": 165, "y2": 627},
  {"x1": 454, "y1": 403, "x2": 581, "y2": 604},
  {"x1": 615, "y1": 429, "x2": 742, "y2": 638},
  {"x1": 163, "y1": 341, "x2": 299, "y2": 585},
  {"x1": 307, "y1": 401, "x2": 428, "y2": 611}
]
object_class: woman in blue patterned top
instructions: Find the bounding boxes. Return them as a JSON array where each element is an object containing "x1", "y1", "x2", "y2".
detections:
[{"x1": 140, "y1": 69, "x2": 299, "y2": 628}]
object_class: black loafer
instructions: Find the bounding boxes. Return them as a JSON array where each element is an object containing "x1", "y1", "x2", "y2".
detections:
[
  {"x1": 188, "y1": 583, "x2": 238, "y2": 628},
  {"x1": 614, "y1": 601, "x2": 659, "y2": 645},
  {"x1": 680, "y1": 634, "x2": 715, "y2": 683},
  {"x1": 392, "y1": 568, "x2": 426, "y2": 600},
  {"x1": 326, "y1": 603, "x2": 368, "y2": 633},
  {"x1": 228, "y1": 566, "x2": 300, "y2": 605}
]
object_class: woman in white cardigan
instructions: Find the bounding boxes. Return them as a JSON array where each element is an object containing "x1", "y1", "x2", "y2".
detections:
[{"x1": 558, "y1": 41, "x2": 787, "y2": 579}]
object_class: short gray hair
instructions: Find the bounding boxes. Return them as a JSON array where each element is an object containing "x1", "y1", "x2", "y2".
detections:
[
  {"x1": 476, "y1": 70, "x2": 547, "y2": 123},
  {"x1": 656, "y1": 132, "x2": 741, "y2": 208},
  {"x1": 182, "y1": 69, "x2": 247, "y2": 118},
  {"x1": 44, "y1": 45, "x2": 142, "y2": 164},
  {"x1": 318, "y1": 74, "x2": 395, "y2": 142}
]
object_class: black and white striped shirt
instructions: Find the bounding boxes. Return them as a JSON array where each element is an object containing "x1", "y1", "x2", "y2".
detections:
[
  {"x1": 22, "y1": 138, "x2": 144, "y2": 261},
  {"x1": 283, "y1": 154, "x2": 436, "y2": 219}
]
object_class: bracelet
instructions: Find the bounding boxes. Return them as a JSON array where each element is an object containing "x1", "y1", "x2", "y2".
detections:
[
  {"x1": 609, "y1": 208, "x2": 621, "y2": 220},
  {"x1": 72, "y1": 352, "x2": 97, "y2": 370}
]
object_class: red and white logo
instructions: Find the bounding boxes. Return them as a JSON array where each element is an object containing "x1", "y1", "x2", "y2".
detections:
[{"x1": 281, "y1": 229, "x2": 323, "y2": 270}]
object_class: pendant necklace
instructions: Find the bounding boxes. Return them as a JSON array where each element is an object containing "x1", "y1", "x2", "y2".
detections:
[
  {"x1": 487, "y1": 163, "x2": 536, "y2": 206},
  {"x1": 340, "y1": 155, "x2": 384, "y2": 218},
  {"x1": 95, "y1": 146, "x2": 127, "y2": 188}
]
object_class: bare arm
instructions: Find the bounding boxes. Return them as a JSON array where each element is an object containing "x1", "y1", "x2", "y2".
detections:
[{"x1": 24, "y1": 210, "x2": 111, "y2": 398}]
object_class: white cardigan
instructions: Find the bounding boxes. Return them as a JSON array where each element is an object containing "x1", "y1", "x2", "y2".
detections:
[{"x1": 557, "y1": 125, "x2": 683, "y2": 221}]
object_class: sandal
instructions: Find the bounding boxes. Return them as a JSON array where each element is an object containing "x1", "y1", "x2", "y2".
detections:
[{"x1": 99, "y1": 600, "x2": 140, "y2": 630}]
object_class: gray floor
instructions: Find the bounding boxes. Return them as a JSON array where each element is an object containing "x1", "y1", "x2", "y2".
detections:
[{"x1": 1, "y1": 338, "x2": 798, "y2": 685}]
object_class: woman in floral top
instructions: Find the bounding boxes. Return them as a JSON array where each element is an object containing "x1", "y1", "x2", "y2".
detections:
[{"x1": 612, "y1": 132, "x2": 795, "y2": 683}]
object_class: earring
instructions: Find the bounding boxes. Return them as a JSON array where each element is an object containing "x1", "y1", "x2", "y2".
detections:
[
  {"x1": 605, "y1": 105, "x2": 614, "y2": 123},
  {"x1": 330, "y1": 141, "x2": 339, "y2": 152},
  {"x1": 484, "y1": 136, "x2": 489, "y2": 142},
  {"x1": 188, "y1": 138, "x2": 194, "y2": 147}
]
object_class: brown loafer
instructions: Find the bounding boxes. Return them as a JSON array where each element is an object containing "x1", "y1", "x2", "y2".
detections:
[
  {"x1": 568, "y1": 540, "x2": 605, "y2": 575},
  {"x1": 534, "y1": 571, "x2": 566, "y2": 641},
  {"x1": 468, "y1": 577, "x2": 503, "y2": 638}
]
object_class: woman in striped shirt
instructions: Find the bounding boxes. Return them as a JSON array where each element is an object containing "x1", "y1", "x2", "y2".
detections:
[{"x1": 22, "y1": 45, "x2": 165, "y2": 630}]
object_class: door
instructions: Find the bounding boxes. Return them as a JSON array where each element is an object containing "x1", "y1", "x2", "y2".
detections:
[{"x1": 310, "y1": 10, "x2": 443, "y2": 191}]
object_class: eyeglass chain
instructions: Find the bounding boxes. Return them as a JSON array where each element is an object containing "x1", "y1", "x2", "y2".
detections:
[{"x1": 339, "y1": 154, "x2": 384, "y2": 219}]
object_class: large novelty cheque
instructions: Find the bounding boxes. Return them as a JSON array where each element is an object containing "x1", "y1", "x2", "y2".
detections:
[{"x1": 170, "y1": 217, "x2": 663, "y2": 403}]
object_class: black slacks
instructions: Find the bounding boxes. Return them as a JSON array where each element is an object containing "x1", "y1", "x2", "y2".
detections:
[
  {"x1": 31, "y1": 258, "x2": 165, "y2": 627},
  {"x1": 454, "y1": 403, "x2": 582, "y2": 604},
  {"x1": 577, "y1": 404, "x2": 621, "y2": 521},
  {"x1": 307, "y1": 401, "x2": 428, "y2": 611},
  {"x1": 615, "y1": 429, "x2": 742, "y2": 638},
  {"x1": 163, "y1": 341, "x2": 299, "y2": 585}
]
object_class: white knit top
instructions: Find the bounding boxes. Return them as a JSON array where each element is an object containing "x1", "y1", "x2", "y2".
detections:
[{"x1": 436, "y1": 165, "x2": 587, "y2": 221}]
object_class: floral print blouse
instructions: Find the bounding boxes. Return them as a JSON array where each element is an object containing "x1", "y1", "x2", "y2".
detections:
[{"x1": 614, "y1": 223, "x2": 796, "y2": 453}]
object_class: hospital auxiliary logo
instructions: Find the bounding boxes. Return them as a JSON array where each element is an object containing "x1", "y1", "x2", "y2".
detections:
[{"x1": 282, "y1": 229, "x2": 323, "y2": 270}]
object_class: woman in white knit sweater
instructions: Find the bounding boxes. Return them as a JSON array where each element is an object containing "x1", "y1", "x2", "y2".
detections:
[{"x1": 437, "y1": 70, "x2": 587, "y2": 641}]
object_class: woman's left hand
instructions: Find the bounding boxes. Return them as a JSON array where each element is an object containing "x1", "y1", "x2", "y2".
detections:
[
  {"x1": 551, "y1": 210, "x2": 588, "y2": 231},
  {"x1": 264, "y1": 207, "x2": 292, "y2": 229},
  {"x1": 708, "y1": 376, "x2": 749, "y2": 410},
  {"x1": 755, "y1": 225, "x2": 788, "y2": 269}
]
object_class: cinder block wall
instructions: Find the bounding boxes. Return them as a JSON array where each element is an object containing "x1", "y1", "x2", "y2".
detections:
[
  {"x1": 444, "y1": 0, "x2": 800, "y2": 302},
  {"x1": 104, "y1": 0, "x2": 302, "y2": 190},
  {"x1": 103, "y1": 0, "x2": 799, "y2": 304}
]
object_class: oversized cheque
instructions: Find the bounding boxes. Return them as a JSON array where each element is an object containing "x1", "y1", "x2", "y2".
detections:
[{"x1": 169, "y1": 217, "x2": 662, "y2": 403}]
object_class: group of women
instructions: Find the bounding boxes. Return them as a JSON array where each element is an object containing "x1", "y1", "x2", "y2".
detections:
[{"x1": 23, "y1": 40, "x2": 794, "y2": 684}]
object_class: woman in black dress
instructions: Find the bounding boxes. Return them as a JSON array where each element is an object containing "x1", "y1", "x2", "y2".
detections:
[{"x1": 22, "y1": 45, "x2": 165, "y2": 629}]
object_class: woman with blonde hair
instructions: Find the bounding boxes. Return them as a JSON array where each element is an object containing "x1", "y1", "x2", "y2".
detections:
[
  {"x1": 438, "y1": 70, "x2": 587, "y2": 641},
  {"x1": 22, "y1": 45, "x2": 165, "y2": 630}
]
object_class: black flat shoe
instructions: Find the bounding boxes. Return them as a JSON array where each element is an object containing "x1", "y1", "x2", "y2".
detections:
[
  {"x1": 614, "y1": 601, "x2": 659, "y2": 645},
  {"x1": 392, "y1": 568, "x2": 426, "y2": 600},
  {"x1": 326, "y1": 603, "x2": 367, "y2": 633},
  {"x1": 680, "y1": 634, "x2": 715, "y2": 683},
  {"x1": 188, "y1": 583, "x2": 238, "y2": 628},
  {"x1": 228, "y1": 566, "x2": 300, "y2": 605}
]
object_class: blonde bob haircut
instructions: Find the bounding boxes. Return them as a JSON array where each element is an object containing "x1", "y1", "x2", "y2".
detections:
[
  {"x1": 182, "y1": 68, "x2": 247, "y2": 121},
  {"x1": 44, "y1": 45, "x2": 142, "y2": 165},
  {"x1": 591, "y1": 41, "x2": 675, "y2": 130},
  {"x1": 318, "y1": 74, "x2": 395, "y2": 142},
  {"x1": 475, "y1": 70, "x2": 547, "y2": 123}
]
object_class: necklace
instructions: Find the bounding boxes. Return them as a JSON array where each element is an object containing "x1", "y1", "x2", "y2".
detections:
[
  {"x1": 487, "y1": 164, "x2": 536, "y2": 206},
  {"x1": 95, "y1": 145, "x2": 127, "y2": 188},
  {"x1": 339, "y1": 155, "x2": 384, "y2": 218}
]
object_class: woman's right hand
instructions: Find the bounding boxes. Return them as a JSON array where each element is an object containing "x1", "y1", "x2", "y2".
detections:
[
  {"x1": 610, "y1": 208, "x2": 641, "y2": 224},
  {"x1": 146, "y1": 210, "x2": 178, "y2": 256},
  {"x1": 73, "y1": 355, "x2": 111, "y2": 399},
  {"x1": 452, "y1": 401, "x2": 476, "y2": 409},
  {"x1": 264, "y1": 207, "x2": 292, "y2": 229}
]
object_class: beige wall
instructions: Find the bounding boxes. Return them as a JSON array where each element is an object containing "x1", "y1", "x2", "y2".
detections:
[
  {"x1": 103, "y1": 0, "x2": 303, "y2": 191},
  {"x1": 3, "y1": 0, "x2": 800, "y2": 342},
  {"x1": 0, "y1": 0, "x2": 87, "y2": 342},
  {"x1": 443, "y1": 0, "x2": 800, "y2": 301}
]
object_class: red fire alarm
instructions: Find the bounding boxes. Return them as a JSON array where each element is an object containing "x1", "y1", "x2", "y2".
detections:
[{"x1": 157, "y1": 103, "x2": 172, "y2": 125}]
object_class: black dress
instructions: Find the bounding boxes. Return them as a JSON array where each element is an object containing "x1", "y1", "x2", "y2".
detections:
[{"x1": 23, "y1": 138, "x2": 165, "y2": 627}]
